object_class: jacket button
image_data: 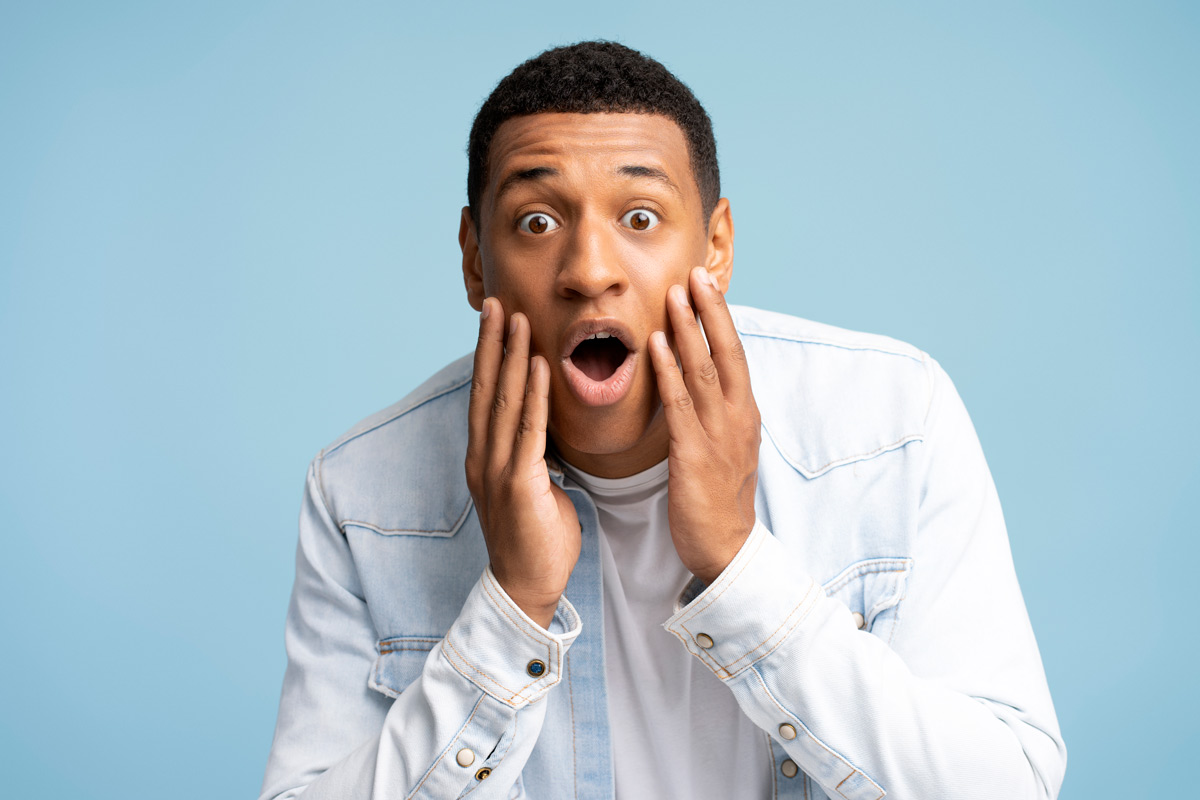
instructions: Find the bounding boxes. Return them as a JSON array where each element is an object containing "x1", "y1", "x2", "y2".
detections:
[
  {"x1": 475, "y1": 767, "x2": 492, "y2": 781},
  {"x1": 456, "y1": 748, "x2": 475, "y2": 767},
  {"x1": 527, "y1": 659, "x2": 547, "y2": 677},
  {"x1": 781, "y1": 759, "x2": 799, "y2": 778},
  {"x1": 852, "y1": 611, "x2": 866, "y2": 629},
  {"x1": 778, "y1": 723, "x2": 797, "y2": 740},
  {"x1": 695, "y1": 633, "x2": 714, "y2": 649}
]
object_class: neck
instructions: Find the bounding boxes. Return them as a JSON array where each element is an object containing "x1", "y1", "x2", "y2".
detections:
[{"x1": 551, "y1": 414, "x2": 670, "y2": 479}]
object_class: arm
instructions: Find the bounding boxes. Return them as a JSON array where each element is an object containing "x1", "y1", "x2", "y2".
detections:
[
  {"x1": 259, "y1": 461, "x2": 580, "y2": 800},
  {"x1": 650, "y1": 270, "x2": 1066, "y2": 799},
  {"x1": 262, "y1": 299, "x2": 583, "y2": 799}
]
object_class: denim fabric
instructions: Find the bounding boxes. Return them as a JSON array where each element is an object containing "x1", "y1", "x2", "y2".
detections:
[{"x1": 260, "y1": 305, "x2": 1066, "y2": 800}]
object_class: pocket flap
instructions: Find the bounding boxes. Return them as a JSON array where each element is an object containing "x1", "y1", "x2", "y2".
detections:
[{"x1": 368, "y1": 636, "x2": 440, "y2": 699}]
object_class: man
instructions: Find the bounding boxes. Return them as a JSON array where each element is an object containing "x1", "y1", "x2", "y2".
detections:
[{"x1": 260, "y1": 42, "x2": 1066, "y2": 799}]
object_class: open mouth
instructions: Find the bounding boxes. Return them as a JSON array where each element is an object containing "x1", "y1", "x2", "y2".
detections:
[
  {"x1": 569, "y1": 332, "x2": 629, "y2": 382},
  {"x1": 560, "y1": 320, "x2": 638, "y2": 407}
]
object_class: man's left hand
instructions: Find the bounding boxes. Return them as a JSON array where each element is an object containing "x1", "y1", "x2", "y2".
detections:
[{"x1": 648, "y1": 267, "x2": 762, "y2": 585}]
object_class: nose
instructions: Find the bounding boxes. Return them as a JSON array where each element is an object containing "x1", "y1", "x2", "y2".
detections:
[{"x1": 554, "y1": 214, "x2": 628, "y2": 300}]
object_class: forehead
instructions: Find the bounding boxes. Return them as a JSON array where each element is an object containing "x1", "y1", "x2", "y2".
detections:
[{"x1": 484, "y1": 112, "x2": 697, "y2": 203}]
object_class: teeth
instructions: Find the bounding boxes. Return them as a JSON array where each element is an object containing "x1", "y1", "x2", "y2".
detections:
[{"x1": 586, "y1": 332, "x2": 613, "y2": 340}]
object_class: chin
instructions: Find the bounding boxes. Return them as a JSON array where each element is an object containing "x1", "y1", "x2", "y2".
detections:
[{"x1": 549, "y1": 402, "x2": 661, "y2": 462}]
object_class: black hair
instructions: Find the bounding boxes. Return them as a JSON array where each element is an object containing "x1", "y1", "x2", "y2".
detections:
[{"x1": 467, "y1": 41, "x2": 719, "y2": 227}]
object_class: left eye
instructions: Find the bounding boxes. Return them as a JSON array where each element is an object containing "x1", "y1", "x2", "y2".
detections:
[{"x1": 620, "y1": 209, "x2": 660, "y2": 231}]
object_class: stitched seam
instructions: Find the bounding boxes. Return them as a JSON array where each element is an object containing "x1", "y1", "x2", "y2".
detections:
[
  {"x1": 717, "y1": 580, "x2": 820, "y2": 677},
  {"x1": 341, "y1": 500, "x2": 472, "y2": 536},
  {"x1": 327, "y1": 374, "x2": 472, "y2": 456},
  {"x1": 676, "y1": 529, "x2": 767, "y2": 621},
  {"x1": 749, "y1": 666, "x2": 885, "y2": 799},
  {"x1": 406, "y1": 693, "x2": 485, "y2": 799},
  {"x1": 442, "y1": 635, "x2": 525, "y2": 704},
  {"x1": 479, "y1": 573, "x2": 563, "y2": 698},
  {"x1": 706, "y1": 578, "x2": 816, "y2": 675},
  {"x1": 822, "y1": 559, "x2": 912, "y2": 595},
  {"x1": 481, "y1": 571, "x2": 549, "y2": 649},
  {"x1": 737, "y1": 329, "x2": 925, "y2": 363}
]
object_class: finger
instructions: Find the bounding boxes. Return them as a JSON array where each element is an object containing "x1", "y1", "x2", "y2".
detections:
[
  {"x1": 486, "y1": 311, "x2": 531, "y2": 467},
  {"x1": 513, "y1": 355, "x2": 550, "y2": 470},
  {"x1": 468, "y1": 298, "x2": 505, "y2": 472},
  {"x1": 666, "y1": 283, "x2": 725, "y2": 425},
  {"x1": 689, "y1": 267, "x2": 752, "y2": 403},
  {"x1": 648, "y1": 330, "x2": 703, "y2": 445}
]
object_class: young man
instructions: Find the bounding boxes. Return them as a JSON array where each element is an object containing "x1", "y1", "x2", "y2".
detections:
[{"x1": 260, "y1": 42, "x2": 1066, "y2": 800}]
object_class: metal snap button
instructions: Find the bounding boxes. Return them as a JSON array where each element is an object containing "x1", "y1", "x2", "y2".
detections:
[
  {"x1": 475, "y1": 767, "x2": 492, "y2": 781},
  {"x1": 781, "y1": 759, "x2": 799, "y2": 778},
  {"x1": 778, "y1": 723, "x2": 797, "y2": 740},
  {"x1": 695, "y1": 633, "x2": 714, "y2": 649},
  {"x1": 527, "y1": 659, "x2": 547, "y2": 677},
  {"x1": 852, "y1": 611, "x2": 866, "y2": 630},
  {"x1": 456, "y1": 748, "x2": 475, "y2": 767}
]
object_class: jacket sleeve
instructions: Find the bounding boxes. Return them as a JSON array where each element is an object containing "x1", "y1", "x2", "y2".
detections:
[
  {"x1": 259, "y1": 461, "x2": 580, "y2": 800},
  {"x1": 663, "y1": 359, "x2": 1067, "y2": 800}
]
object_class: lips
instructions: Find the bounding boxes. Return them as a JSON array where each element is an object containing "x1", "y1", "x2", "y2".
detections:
[{"x1": 560, "y1": 318, "x2": 638, "y2": 407}]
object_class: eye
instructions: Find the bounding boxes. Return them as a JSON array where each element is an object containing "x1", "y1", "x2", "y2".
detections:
[
  {"x1": 620, "y1": 209, "x2": 660, "y2": 231},
  {"x1": 518, "y1": 212, "x2": 559, "y2": 234}
]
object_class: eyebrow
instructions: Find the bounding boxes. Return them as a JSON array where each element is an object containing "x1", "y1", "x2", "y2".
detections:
[
  {"x1": 495, "y1": 166, "x2": 559, "y2": 203},
  {"x1": 618, "y1": 164, "x2": 684, "y2": 199},
  {"x1": 492, "y1": 163, "x2": 685, "y2": 204}
]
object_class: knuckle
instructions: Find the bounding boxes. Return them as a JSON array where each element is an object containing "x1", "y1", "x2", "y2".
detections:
[
  {"x1": 727, "y1": 339, "x2": 747, "y2": 364},
  {"x1": 491, "y1": 389, "x2": 513, "y2": 416},
  {"x1": 670, "y1": 391, "x2": 694, "y2": 412},
  {"x1": 698, "y1": 359, "x2": 720, "y2": 386}
]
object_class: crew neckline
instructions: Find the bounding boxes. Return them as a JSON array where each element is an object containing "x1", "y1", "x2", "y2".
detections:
[{"x1": 561, "y1": 458, "x2": 669, "y2": 497}]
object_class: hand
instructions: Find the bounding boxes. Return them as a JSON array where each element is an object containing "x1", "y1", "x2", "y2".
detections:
[
  {"x1": 465, "y1": 298, "x2": 582, "y2": 628},
  {"x1": 648, "y1": 267, "x2": 762, "y2": 585}
]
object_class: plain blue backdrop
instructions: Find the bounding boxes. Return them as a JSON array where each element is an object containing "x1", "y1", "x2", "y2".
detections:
[{"x1": 2, "y1": 2, "x2": 1196, "y2": 797}]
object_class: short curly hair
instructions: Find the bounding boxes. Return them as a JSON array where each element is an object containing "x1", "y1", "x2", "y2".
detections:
[{"x1": 467, "y1": 41, "x2": 720, "y2": 227}]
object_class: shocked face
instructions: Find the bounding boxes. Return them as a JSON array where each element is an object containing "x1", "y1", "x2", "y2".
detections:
[{"x1": 460, "y1": 112, "x2": 733, "y2": 476}]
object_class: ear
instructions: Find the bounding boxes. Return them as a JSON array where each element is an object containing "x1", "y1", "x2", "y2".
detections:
[
  {"x1": 704, "y1": 197, "x2": 734, "y2": 293},
  {"x1": 459, "y1": 206, "x2": 485, "y2": 311}
]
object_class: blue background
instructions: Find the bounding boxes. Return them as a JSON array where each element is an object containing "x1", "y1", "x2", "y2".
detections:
[{"x1": 2, "y1": 2, "x2": 1196, "y2": 797}]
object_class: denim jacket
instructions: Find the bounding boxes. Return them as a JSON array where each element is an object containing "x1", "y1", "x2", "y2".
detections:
[{"x1": 260, "y1": 305, "x2": 1066, "y2": 800}]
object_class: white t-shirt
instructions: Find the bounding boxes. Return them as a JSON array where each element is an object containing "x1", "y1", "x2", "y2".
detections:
[{"x1": 562, "y1": 459, "x2": 771, "y2": 800}]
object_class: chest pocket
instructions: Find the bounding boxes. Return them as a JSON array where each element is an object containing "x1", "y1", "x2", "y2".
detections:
[
  {"x1": 368, "y1": 636, "x2": 441, "y2": 699},
  {"x1": 822, "y1": 557, "x2": 913, "y2": 646}
]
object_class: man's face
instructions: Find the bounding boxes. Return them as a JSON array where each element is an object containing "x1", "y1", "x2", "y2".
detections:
[{"x1": 460, "y1": 112, "x2": 733, "y2": 476}]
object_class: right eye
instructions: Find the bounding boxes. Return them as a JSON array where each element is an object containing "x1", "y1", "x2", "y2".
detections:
[{"x1": 518, "y1": 213, "x2": 559, "y2": 234}]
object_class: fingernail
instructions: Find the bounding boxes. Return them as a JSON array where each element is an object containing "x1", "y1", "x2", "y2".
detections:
[
  {"x1": 650, "y1": 331, "x2": 667, "y2": 351},
  {"x1": 669, "y1": 284, "x2": 688, "y2": 306},
  {"x1": 509, "y1": 315, "x2": 519, "y2": 336},
  {"x1": 480, "y1": 299, "x2": 491, "y2": 320},
  {"x1": 705, "y1": 270, "x2": 719, "y2": 290}
]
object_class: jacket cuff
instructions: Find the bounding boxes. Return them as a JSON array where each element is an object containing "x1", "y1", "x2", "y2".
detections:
[
  {"x1": 441, "y1": 566, "x2": 581, "y2": 709},
  {"x1": 663, "y1": 520, "x2": 826, "y2": 679}
]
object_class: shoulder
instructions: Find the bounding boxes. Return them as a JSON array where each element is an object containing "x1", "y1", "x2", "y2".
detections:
[
  {"x1": 730, "y1": 305, "x2": 937, "y2": 478},
  {"x1": 313, "y1": 354, "x2": 474, "y2": 536}
]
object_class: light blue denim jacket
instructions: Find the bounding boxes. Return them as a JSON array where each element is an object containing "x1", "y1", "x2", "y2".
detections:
[{"x1": 260, "y1": 305, "x2": 1066, "y2": 800}]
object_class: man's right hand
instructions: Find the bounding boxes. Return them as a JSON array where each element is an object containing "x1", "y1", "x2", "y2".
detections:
[{"x1": 465, "y1": 297, "x2": 582, "y2": 629}]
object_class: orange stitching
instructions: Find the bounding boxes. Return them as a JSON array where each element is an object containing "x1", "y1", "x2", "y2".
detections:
[
  {"x1": 823, "y1": 559, "x2": 911, "y2": 596},
  {"x1": 677, "y1": 527, "x2": 766, "y2": 620},
  {"x1": 719, "y1": 585, "x2": 825, "y2": 676},
  {"x1": 408, "y1": 693, "x2": 484, "y2": 796},
  {"x1": 711, "y1": 579, "x2": 817, "y2": 675},
  {"x1": 481, "y1": 570, "x2": 552, "y2": 649},
  {"x1": 748, "y1": 667, "x2": 861, "y2": 773},
  {"x1": 442, "y1": 635, "x2": 522, "y2": 703}
]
